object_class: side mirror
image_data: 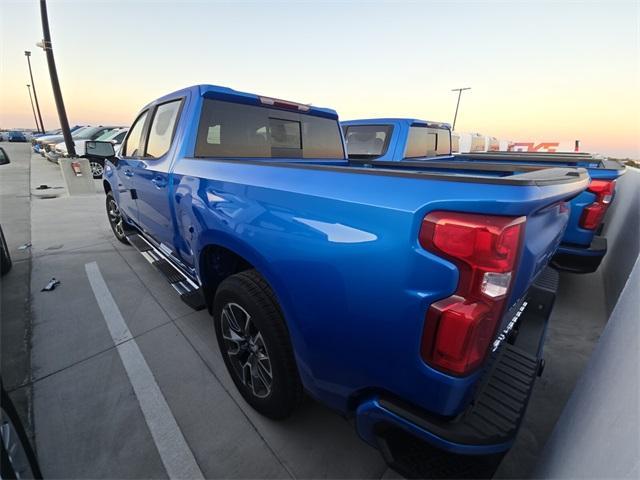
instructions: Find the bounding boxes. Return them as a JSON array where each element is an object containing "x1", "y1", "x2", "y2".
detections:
[
  {"x1": 85, "y1": 141, "x2": 115, "y2": 158},
  {"x1": 0, "y1": 147, "x2": 10, "y2": 165}
]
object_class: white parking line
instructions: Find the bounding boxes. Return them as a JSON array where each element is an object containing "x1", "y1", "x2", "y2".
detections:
[{"x1": 85, "y1": 261, "x2": 205, "y2": 480}]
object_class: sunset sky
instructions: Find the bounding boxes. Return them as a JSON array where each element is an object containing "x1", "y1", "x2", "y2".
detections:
[{"x1": 1, "y1": 0, "x2": 639, "y2": 158}]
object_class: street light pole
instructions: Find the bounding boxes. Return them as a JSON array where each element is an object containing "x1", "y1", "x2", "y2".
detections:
[
  {"x1": 26, "y1": 85, "x2": 40, "y2": 132},
  {"x1": 38, "y1": 0, "x2": 76, "y2": 157},
  {"x1": 24, "y1": 51, "x2": 45, "y2": 133},
  {"x1": 451, "y1": 87, "x2": 471, "y2": 131}
]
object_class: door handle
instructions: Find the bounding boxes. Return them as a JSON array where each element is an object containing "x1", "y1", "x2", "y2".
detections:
[
  {"x1": 123, "y1": 169, "x2": 133, "y2": 177},
  {"x1": 151, "y1": 176, "x2": 167, "y2": 188}
]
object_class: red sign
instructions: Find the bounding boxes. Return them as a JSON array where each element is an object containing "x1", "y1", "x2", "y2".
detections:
[{"x1": 508, "y1": 142, "x2": 561, "y2": 153}]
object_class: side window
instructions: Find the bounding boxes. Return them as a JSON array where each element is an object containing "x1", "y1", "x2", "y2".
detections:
[
  {"x1": 122, "y1": 111, "x2": 148, "y2": 157},
  {"x1": 434, "y1": 129, "x2": 451, "y2": 155},
  {"x1": 405, "y1": 126, "x2": 435, "y2": 158},
  {"x1": 145, "y1": 100, "x2": 181, "y2": 159}
]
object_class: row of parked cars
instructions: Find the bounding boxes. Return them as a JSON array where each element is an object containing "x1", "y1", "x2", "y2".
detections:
[
  {"x1": 32, "y1": 125, "x2": 128, "y2": 178},
  {"x1": 84, "y1": 84, "x2": 625, "y2": 478}
]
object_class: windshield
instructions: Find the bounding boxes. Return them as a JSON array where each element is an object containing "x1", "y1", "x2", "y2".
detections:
[
  {"x1": 70, "y1": 127, "x2": 92, "y2": 138},
  {"x1": 95, "y1": 129, "x2": 119, "y2": 141},
  {"x1": 73, "y1": 127, "x2": 104, "y2": 140}
]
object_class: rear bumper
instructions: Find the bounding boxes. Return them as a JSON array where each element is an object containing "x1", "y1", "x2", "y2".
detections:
[
  {"x1": 551, "y1": 235, "x2": 607, "y2": 274},
  {"x1": 355, "y1": 267, "x2": 558, "y2": 460}
]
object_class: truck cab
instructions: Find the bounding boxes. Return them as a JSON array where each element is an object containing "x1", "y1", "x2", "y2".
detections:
[{"x1": 341, "y1": 118, "x2": 451, "y2": 161}]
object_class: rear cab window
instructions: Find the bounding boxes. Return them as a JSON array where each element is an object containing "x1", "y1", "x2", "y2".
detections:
[
  {"x1": 343, "y1": 125, "x2": 392, "y2": 159},
  {"x1": 195, "y1": 99, "x2": 344, "y2": 159},
  {"x1": 404, "y1": 125, "x2": 451, "y2": 158}
]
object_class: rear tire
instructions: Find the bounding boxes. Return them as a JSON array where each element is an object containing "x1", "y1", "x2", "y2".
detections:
[
  {"x1": 106, "y1": 191, "x2": 133, "y2": 244},
  {"x1": 213, "y1": 269, "x2": 302, "y2": 419}
]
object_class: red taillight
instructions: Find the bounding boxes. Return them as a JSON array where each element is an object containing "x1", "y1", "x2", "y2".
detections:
[
  {"x1": 579, "y1": 180, "x2": 616, "y2": 230},
  {"x1": 419, "y1": 212, "x2": 525, "y2": 376}
]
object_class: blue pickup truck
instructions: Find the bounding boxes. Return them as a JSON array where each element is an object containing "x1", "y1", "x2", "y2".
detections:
[
  {"x1": 92, "y1": 86, "x2": 588, "y2": 477},
  {"x1": 342, "y1": 118, "x2": 625, "y2": 274}
]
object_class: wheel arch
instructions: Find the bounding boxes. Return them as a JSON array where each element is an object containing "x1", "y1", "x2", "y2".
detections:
[
  {"x1": 196, "y1": 232, "x2": 312, "y2": 384},
  {"x1": 198, "y1": 242, "x2": 255, "y2": 311},
  {"x1": 196, "y1": 231, "x2": 284, "y2": 310}
]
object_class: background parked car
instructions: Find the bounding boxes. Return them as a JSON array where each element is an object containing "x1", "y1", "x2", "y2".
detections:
[
  {"x1": 8, "y1": 131, "x2": 28, "y2": 142},
  {"x1": 71, "y1": 127, "x2": 127, "y2": 178},
  {"x1": 32, "y1": 126, "x2": 83, "y2": 155},
  {"x1": 44, "y1": 126, "x2": 119, "y2": 163}
]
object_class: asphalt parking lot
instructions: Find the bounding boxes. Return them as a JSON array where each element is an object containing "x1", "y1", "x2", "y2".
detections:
[{"x1": 0, "y1": 142, "x2": 613, "y2": 479}]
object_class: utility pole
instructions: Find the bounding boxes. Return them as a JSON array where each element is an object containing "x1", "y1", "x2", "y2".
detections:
[
  {"x1": 38, "y1": 0, "x2": 76, "y2": 156},
  {"x1": 451, "y1": 87, "x2": 471, "y2": 131},
  {"x1": 24, "y1": 51, "x2": 45, "y2": 133},
  {"x1": 26, "y1": 85, "x2": 40, "y2": 132}
]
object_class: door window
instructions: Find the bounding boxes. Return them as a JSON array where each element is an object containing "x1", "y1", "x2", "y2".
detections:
[
  {"x1": 145, "y1": 100, "x2": 182, "y2": 159},
  {"x1": 122, "y1": 111, "x2": 148, "y2": 157},
  {"x1": 405, "y1": 126, "x2": 436, "y2": 158}
]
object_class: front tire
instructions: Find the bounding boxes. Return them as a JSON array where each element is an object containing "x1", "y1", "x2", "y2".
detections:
[
  {"x1": 106, "y1": 191, "x2": 132, "y2": 244},
  {"x1": 213, "y1": 269, "x2": 302, "y2": 419}
]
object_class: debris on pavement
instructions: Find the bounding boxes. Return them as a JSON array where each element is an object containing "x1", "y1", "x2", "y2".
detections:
[
  {"x1": 18, "y1": 242, "x2": 32, "y2": 250},
  {"x1": 41, "y1": 278, "x2": 61, "y2": 292}
]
